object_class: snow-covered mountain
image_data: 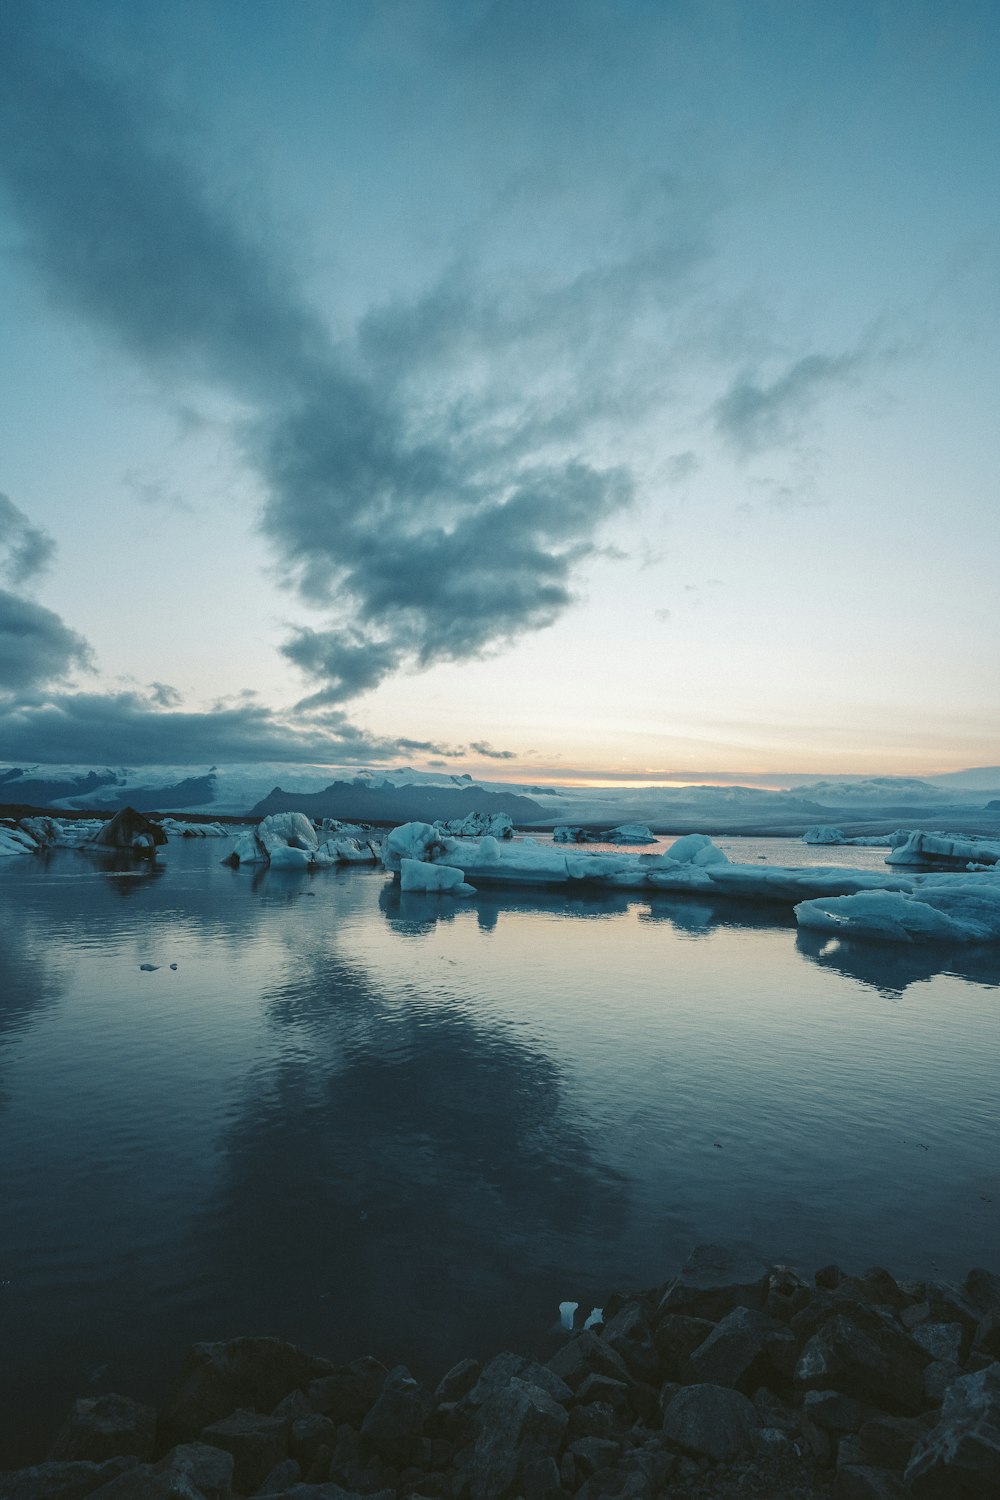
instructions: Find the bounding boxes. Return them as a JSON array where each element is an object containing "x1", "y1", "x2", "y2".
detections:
[{"x1": 2, "y1": 761, "x2": 999, "y2": 833}]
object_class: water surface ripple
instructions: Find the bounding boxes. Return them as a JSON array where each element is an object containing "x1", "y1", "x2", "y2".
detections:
[{"x1": 0, "y1": 838, "x2": 997, "y2": 1464}]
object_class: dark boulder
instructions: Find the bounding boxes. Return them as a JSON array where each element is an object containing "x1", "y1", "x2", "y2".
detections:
[
  {"x1": 904, "y1": 1362, "x2": 1000, "y2": 1496},
  {"x1": 158, "y1": 1337, "x2": 334, "y2": 1446},
  {"x1": 49, "y1": 1395, "x2": 157, "y2": 1464},
  {"x1": 0, "y1": 1459, "x2": 138, "y2": 1500},
  {"x1": 656, "y1": 1243, "x2": 771, "y2": 1323},
  {"x1": 661, "y1": 1382, "x2": 759, "y2": 1463}
]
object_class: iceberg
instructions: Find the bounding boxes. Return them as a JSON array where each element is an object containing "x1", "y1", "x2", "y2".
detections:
[
  {"x1": 886, "y1": 830, "x2": 1000, "y2": 869},
  {"x1": 400, "y1": 858, "x2": 476, "y2": 896},
  {"x1": 158, "y1": 818, "x2": 229, "y2": 838},
  {"x1": 434, "y1": 811, "x2": 514, "y2": 839},
  {"x1": 552, "y1": 822, "x2": 657, "y2": 844},
  {"x1": 606, "y1": 823, "x2": 657, "y2": 844},
  {"x1": 223, "y1": 813, "x2": 381, "y2": 869},
  {"x1": 796, "y1": 876, "x2": 1000, "y2": 943},
  {"x1": 0, "y1": 824, "x2": 37, "y2": 857}
]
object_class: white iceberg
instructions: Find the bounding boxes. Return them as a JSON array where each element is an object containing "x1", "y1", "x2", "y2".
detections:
[
  {"x1": 0, "y1": 825, "x2": 37, "y2": 857},
  {"x1": 400, "y1": 858, "x2": 475, "y2": 896},
  {"x1": 796, "y1": 876, "x2": 1000, "y2": 943},
  {"x1": 606, "y1": 823, "x2": 657, "y2": 844},
  {"x1": 886, "y1": 830, "x2": 1000, "y2": 869}
]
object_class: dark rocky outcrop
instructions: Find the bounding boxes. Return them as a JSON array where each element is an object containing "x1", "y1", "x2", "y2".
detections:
[
  {"x1": 90, "y1": 806, "x2": 167, "y2": 850},
  {"x1": 5, "y1": 1246, "x2": 1000, "y2": 1499}
]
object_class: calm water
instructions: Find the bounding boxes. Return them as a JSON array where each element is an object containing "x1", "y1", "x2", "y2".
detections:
[{"x1": 1, "y1": 836, "x2": 998, "y2": 1464}]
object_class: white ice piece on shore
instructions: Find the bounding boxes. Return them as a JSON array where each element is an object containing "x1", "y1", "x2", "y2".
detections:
[{"x1": 400, "y1": 858, "x2": 475, "y2": 895}]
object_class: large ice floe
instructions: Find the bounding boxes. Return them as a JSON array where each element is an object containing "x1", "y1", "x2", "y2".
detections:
[
  {"x1": 380, "y1": 821, "x2": 1000, "y2": 943},
  {"x1": 223, "y1": 812, "x2": 382, "y2": 869},
  {"x1": 885, "y1": 829, "x2": 1000, "y2": 869}
]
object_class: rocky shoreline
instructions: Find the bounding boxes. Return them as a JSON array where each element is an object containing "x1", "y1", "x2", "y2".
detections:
[{"x1": 3, "y1": 1244, "x2": 999, "y2": 1499}]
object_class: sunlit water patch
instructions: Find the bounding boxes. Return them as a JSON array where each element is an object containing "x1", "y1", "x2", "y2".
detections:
[{"x1": 0, "y1": 839, "x2": 997, "y2": 1463}]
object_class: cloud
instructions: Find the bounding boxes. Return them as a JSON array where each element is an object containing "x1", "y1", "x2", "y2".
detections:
[
  {"x1": 0, "y1": 492, "x2": 56, "y2": 586},
  {"x1": 469, "y1": 742, "x2": 517, "y2": 760},
  {"x1": 0, "y1": 12, "x2": 642, "y2": 704},
  {"x1": 0, "y1": 689, "x2": 459, "y2": 766},
  {"x1": 0, "y1": 589, "x2": 93, "y2": 691},
  {"x1": 713, "y1": 351, "x2": 864, "y2": 455}
]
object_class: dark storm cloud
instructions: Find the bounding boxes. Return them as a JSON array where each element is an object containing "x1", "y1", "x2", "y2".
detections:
[
  {"x1": 0, "y1": 590, "x2": 93, "y2": 692},
  {"x1": 0, "y1": 689, "x2": 457, "y2": 766},
  {"x1": 0, "y1": 493, "x2": 56, "y2": 586},
  {"x1": 0, "y1": 10, "x2": 634, "y2": 703}
]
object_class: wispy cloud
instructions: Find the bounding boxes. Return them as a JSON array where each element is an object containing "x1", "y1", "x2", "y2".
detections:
[
  {"x1": 713, "y1": 350, "x2": 866, "y2": 455},
  {"x1": 0, "y1": 492, "x2": 56, "y2": 587},
  {"x1": 0, "y1": 10, "x2": 646, "y2": 705}
]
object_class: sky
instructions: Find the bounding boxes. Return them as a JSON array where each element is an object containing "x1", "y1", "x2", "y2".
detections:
[{"x1": 0, "y1": 0, "x2": 998, "y2": 784}]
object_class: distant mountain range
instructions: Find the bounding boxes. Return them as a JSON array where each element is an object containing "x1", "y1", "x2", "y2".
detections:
[{"x1": 2, "y1": 760, "x2": 1000, "y2": 835}]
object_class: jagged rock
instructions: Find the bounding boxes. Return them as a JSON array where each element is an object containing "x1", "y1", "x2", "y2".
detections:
[
  {"x1": 546, "y1": 1330, "x2": 631, "y2": 1390},
  {"x1": 359, "y1": 1365, "x2": 429, "y2": 1467},
  {"x1": 289, "y1": 1415, "x2": 337, "y2": 1469},
  {"x1": 254, "y1": 1457, "x2": 301, "y2": 1493},
  {"x1": 816, "y1": 1264, "x2": 844, "y2": 1290},
  {"x1": 661, "y1": 1383, "x2": 759, "y2": 1462},
  {"x1": 687, "y1": 1305, "x2": 796, "y2": 1390},
  {"x1": 598, "y1": 1302, "x2": 660, "y2": 1383},
  {"x1": 802, "y1": 1388, "x2": 869, "y2": 1433},
  {"x1": 652, "y1": 1314, "x2": 715, "y2": 1381},
  {"x1": 573, "y1": 1374, "x2": 630, "y2": 1411},
  {"x1": 923, "y1": 1359, "x2": 962, "y2": 1402},
  {"x1": 911, "y1": 1322, "x2": 964, "y2": 1364},
  {"x1": 567, "y1": 1401, "x2": 617, "y2": 1442},
  {"x1": 271, "y1": 1391, "x2": 314, "y2": 1424},
  {"x1": 463, "y1": 1376, "x2": 569, "y2": 1500},
  {"x1": 307, "y1": 1358, "x2": 388, "y2": 1427},
  {"x1": 49, "y1": 1395, "x2": 157, "y2": 1463},
  {"x1": 905, "y1": 1362, "x2": 1000, "y2": 1496},
  {"x1": 794, "y1": 1310, "x2": 932, "y2": 1413},
  {"x1": 657, "y1": 1243, "x2": 771, "y2": 1323},
  {"x1": 568, "y1": 1436, "x2": 622, "y2": 1476},
  {"x1": 159, "y1": 1338, "x2": 334, "y2": 1445},
  {"x1": 199, "y1": 1411, "x2": 287, "y2": 1495},
  {"x1": 752, "y1": 1387, "x2": 800, "y2": 1433},
  {"x1": 72, "y1": 1442, "x2": 234, "y2": 1499},
  {"x1": 836, "y1": 1465, "x2": 907, "y2": 1498},
  {"x1": 964, "y1": 1268, "x2": 1000, "y2": 1317},
  {"x1": 766, "y1": 1266, "x2": 812, "y2": 1322},
  {"x1": 433, "y1": 1359, "x2": 480, "y2": 1405},
  {"x1": 975, "y1": 1310, "x2": 1000, "y2": 1360},
  {"x1": 574, "y1": 1466, "x2": 651, "y2": 1498},
  {"x1": 857, "y1": 1412, "x2": 933, "y2": 1470},
  {"x1": 0, "y1": 1459, "x2": 138, "y2": 1500}
]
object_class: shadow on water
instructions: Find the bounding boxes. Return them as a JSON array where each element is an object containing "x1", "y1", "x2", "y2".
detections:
[
  {"x1": 795, "y1": 928, "x2": 1000, "y2": 997},
  {"x1": 189, "y1": 941, "x2": 632, "y2": 1380}
]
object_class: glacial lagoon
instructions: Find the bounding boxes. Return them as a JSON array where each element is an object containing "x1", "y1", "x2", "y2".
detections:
[{"x1": 0, "y1": 836, "x2": 997, "y2": 1464}]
